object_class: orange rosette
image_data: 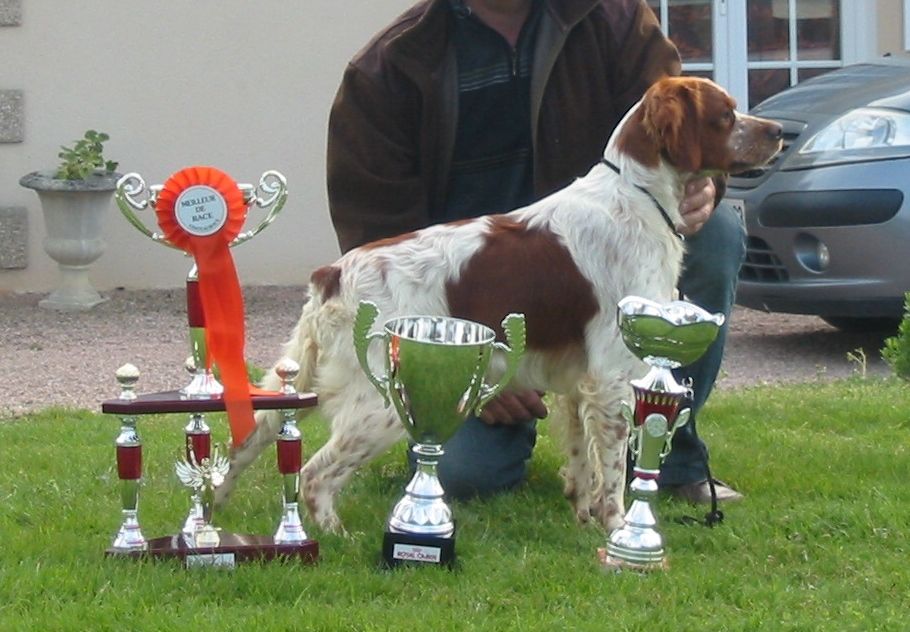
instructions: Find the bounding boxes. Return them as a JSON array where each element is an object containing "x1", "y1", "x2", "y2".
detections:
[{"x1": 155, "y1": 166, "x2": 255, "y2": 446}]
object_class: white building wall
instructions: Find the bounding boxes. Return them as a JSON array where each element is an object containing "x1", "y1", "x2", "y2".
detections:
[{"x1": 0, "y1": 1, "x2": 412, "y2": 292}]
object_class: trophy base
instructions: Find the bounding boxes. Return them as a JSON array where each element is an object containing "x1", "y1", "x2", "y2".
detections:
[
  {"x1": 382, "y1": 530, "x2": 456, "y2": 568},
  {"x1": 106, "y1": 532, "x2": 319, "y2": 568},
  {"x1": 597, "y1": 547, "x2": 668, "y2": 572}
]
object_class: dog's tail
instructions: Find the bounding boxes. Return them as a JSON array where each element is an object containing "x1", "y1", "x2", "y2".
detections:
[
  {"x1": 216, "y1": 286, "x2": 325, "y2": 507},
  {"x1": 260, "y1": 286, "x2": 323, "y2": 395}
]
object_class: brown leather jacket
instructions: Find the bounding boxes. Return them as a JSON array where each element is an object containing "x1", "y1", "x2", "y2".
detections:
[{"x1": 326, "y1": 0, "x2": 681, "y2": 253}]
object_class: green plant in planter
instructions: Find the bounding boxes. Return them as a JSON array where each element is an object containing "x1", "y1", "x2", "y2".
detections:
[
  {"x1": 56, "y1": 129, "x2": 119, "y2": 180},
  {"x1": 19, "y1": 129, "x2": 123, "y2": 310},
  {"x1": 881, "y1": 291, "x2": 910, "y2": 380}
]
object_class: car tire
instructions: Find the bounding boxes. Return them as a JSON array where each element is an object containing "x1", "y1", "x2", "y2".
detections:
[{"x1": 820, "y1": 316, "x2": 902, "y2": 334}]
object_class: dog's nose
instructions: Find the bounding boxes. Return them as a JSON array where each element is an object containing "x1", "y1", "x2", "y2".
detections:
[{"x1": 768, "y1": 122, "x2": 783, "y2": 141}]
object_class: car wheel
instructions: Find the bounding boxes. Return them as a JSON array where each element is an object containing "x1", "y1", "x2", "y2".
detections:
[{"x1": 820, "y1": 316, "x2": 902, "y2": 334}]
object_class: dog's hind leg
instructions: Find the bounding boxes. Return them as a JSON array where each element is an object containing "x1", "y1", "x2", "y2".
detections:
[
  {"x1": 215, "y1": 407, "x2": 286, "y2": 507},
  {"x1": 215, "y1": 316, "x2": 319, "y2": 507},
  {"x1": 301, "y1": 388, "x2": 405, "y2": 534}
]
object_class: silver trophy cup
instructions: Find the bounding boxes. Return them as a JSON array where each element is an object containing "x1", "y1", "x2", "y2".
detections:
[
  {"x1": 603, "y1": 296, "x2": 724, "y2": 572},
  {"x1": 115, "y1": 170, "x2": 287, "y2": 398},
  {"x1": 353, "y1": 301, "x2": 526, "y2": 566}
]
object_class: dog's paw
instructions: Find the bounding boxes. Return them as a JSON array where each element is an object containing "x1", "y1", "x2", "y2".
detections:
[
  {"x1": 312, "y1": 511, "x2": 347, "y2": 536},
  {"x1": 590, "y1": 495, "x2": 624, "y2": 531},
  {"x1": 569, "y1": 494, "x2": 597, "y2": 525},
  {"x1": 300, "y1": 482, "x2": 347, "y2": 536},
  {"x1": 575, "y1": 507, "x2": 592, "y2": 524}
]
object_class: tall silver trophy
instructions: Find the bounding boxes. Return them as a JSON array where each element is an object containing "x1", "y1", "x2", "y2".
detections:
[
  {"x1": 353, "y1": 301, "x2": 526, "y2": 567},
  {"x1": 103, "y1": 167, "x2": 321, "y2": 565},
  {"x1": 603, "y1": 296, "x2": 724, "y2": 572}
]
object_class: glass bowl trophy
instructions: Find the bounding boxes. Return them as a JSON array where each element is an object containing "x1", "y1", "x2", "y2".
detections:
[
  {"x1": 101, "y1": 166, "x2": 318, "y2": 567},
  {"x1": 601, "y1": 296, "x2": 724, "y2": 572},
  {"x1": 353, "y1": 301, "x2": 526, "y2": 567}
]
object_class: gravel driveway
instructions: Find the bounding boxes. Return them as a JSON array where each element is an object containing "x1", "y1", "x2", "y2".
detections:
[{"x1": 0, "y1": 286, "x2": 894, "y2": 418}]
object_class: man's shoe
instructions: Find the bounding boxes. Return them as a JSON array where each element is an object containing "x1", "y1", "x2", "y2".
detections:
[{"x1": 666, "y1": 479, "x2": 743, "y2": 504}]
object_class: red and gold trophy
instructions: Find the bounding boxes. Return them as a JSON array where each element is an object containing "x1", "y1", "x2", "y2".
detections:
[{"x1": 103, "y1": 167, "x2": 318, "y2": 566}]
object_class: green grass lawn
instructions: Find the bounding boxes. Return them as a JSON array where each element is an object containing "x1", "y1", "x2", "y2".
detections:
[{"x1": 0, "y1": 378, "x2": 907, "y2": 631}]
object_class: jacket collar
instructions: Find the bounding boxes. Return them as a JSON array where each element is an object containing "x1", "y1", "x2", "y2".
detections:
[
  {"x1": 388, "y1": 0, "x2": 601, "y2": 71},
  {"x1": 544, "y1": 0, "x2": 604, "y2": 31}
]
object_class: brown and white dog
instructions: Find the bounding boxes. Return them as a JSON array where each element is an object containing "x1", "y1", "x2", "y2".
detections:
[{"x1": 218, "y1": 77, "x2": 782, "y2": 533}]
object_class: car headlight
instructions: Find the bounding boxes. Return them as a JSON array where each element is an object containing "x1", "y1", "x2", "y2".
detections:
[{"x1": 783, "y1": 107, "x2": 910, "y2": 170}]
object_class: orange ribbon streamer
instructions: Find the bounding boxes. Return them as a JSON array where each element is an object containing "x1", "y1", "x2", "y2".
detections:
[{"x1": 155, "y1": 166, "x2": 255, "y2": 446}]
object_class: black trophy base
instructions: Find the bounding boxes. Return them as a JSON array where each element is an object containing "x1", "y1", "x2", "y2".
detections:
[
  {"x1": 382, "y1": 530, "x2": 456, "y2": 568},
  {"x1": 106, "y1": 533, "x2": 319, "y2": 568}
]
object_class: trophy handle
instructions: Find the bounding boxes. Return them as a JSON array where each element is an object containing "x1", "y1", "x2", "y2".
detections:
[
  {"x1": 660, "y1": 407, "x2": 690, "y2": 458},
  {"x1": 475, "y1": 313, "x2": 526, "y2": 414},
  {"x1": 620, "y1": 400, "x2": 640, "y2": 457},
  {"x1": 353, "y1": 301, "x2": 391, "y2": 406},
  {"x1": 115, "y1": 173, "x2": 181, "y2": 250},
  {"x1": 230, "y1": 171, "x2": 288, "y2": 247}
]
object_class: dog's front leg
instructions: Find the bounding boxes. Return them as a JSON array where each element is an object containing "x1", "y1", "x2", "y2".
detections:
[{"x1": 577, "y1": 376, "x2": 629, "y2": 532}]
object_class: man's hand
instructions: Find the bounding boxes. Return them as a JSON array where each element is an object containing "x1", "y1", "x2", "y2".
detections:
[
  {"x1": 678, "y1": 177, "x2": 716, "y2": 236},
  {"x1": 479, "y1": 389, "x2": 548, "y2": 425}
]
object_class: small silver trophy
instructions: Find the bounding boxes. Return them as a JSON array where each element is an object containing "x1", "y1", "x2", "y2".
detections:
[
  {"x1": 353, "y1": 301, "x2": 526, "y2": 566},
  {"x1": 109, "y1": 363, "x2": 147, "y2": 552},
  {"x1": 175, "y1": 445, "x2": 230, "y2": 548},
  {"x1": 603, "y1": 296, "x2": 724, "y2": 572},
  {"x1": 272, "y1": 358, "x2": 309, "y2": 545},
  {"x1": 179, "y1": 412, "x2": 212, "y2": 543},
  {"x1": 115, "y1": 170, "x2": 287, "y2": 398}
]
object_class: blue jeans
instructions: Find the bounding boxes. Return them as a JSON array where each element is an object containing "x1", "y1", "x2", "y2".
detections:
[
  {"x1": 413, "y1": 203, "x2": 745, "y2": 497},
  {"x1": 661, "y1": 202, "x2": 746, "y2": 486},
  {"x1": 407, "y1": 416, "x2": 537, "y2": 500}
]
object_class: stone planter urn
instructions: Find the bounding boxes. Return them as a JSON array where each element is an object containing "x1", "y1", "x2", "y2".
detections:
[{"x1": 20, "y1": 170, "x2": 121, "y2": 310}]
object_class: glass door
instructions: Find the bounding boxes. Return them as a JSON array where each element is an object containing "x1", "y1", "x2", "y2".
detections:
[
  {"x1": 646, "y1": 0, "x2": 716, "y2": 79},
  {"x1": 647, "y1": 0, "x2": 860, "y2": 109}
]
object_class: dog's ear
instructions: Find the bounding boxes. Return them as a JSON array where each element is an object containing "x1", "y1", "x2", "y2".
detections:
[
  {"x1": 614, "y1": 106, "x2": 661, "y2": 168},
  {"x1": 643, "y1": 81, "x2": 702, "y2": 173}
]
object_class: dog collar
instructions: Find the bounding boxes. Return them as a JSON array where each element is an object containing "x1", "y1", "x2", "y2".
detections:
[{"x1": 600, "y1": 158, "x2": 683, "y2": 241}]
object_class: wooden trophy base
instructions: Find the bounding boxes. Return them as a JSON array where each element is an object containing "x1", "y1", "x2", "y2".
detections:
[
  {"x1": 101, "y1": 389, "x2": 318, "y2": 415},
  {"x1": 382, "y1": 530, "x2": 456, "y2": 568},
  {"x1": 107, "y1": 533, "x2": 319, "y2": 568}
]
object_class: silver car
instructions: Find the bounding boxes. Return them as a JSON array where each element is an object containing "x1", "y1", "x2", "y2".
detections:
[{"x1": 728, "y1": 58, "x2": 910, "y2": 331}]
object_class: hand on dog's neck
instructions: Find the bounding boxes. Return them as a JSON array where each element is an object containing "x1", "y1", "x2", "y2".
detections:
[{"x1": 466, "y1": 0, "x2": 533, "y2": 47}]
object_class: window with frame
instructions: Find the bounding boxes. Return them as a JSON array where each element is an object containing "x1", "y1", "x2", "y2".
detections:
[
  {"x1": 647, "y1": 0, "x2": 844, "y2": 108},
  {"x1": 646, "y1": 0, "x2": 715, "y2": 79},
  {"x1": 746, "y1": 0, "x2": 842, "y2": 107}
]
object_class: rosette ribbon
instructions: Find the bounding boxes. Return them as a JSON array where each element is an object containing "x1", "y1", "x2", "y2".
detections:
[{"x1": 155, "y1": 166, "x2": 255, "y2": 446}]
